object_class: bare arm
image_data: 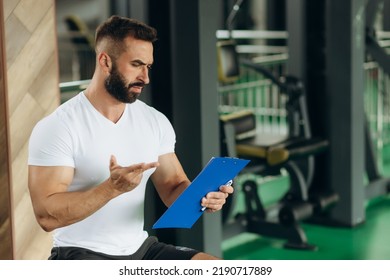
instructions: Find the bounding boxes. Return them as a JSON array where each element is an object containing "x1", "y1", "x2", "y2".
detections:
[
  {"x1": 151, "y1": 153, "x2": 191, "y2": 206},
  {"x1": 28, "y1": 156, "x2": 159, "y2": 232},
  {"x1": 151, "y1": 153, "x2": 234, "y2": 211}
]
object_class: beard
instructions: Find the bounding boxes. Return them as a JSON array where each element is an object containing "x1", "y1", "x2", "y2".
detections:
[{"x1": 104, "y1": 63, "x2": 145, "y2": 104}]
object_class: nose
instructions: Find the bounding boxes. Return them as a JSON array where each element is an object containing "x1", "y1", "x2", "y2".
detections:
[{"x1": 138, "y1": 66, "x2": 150, "y2": 84}]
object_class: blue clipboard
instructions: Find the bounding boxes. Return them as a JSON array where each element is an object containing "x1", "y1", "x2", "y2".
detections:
[{"x1": 152, "y1": 157, "x2": 250, "y2": 229}]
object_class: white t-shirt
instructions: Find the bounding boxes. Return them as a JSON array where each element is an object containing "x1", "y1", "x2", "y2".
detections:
[{"x1": 28, "y1": 92, "x2": 176, "y2": 255}]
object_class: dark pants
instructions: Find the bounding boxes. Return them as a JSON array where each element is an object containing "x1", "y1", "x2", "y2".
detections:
[{"x1": 49, "y1": 236, "x2": 199, "y2": 260}]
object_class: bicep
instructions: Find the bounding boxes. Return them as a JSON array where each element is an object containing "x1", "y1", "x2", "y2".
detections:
[
  {"x1": 150, "y1": 153, "x2": 190, "y2": 206},
  {"x1": 28, "y1": 165, "x2": 74, "y2": 215}
]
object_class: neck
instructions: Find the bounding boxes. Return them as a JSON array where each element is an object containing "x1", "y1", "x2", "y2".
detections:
[{"x1": 84, "y1": 82, "x2": 126, "y2": 123}]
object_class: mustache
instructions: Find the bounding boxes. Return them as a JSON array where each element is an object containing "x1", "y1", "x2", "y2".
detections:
[{"x1": 128, "y1": 82, "x2": 146, "y2": 88}]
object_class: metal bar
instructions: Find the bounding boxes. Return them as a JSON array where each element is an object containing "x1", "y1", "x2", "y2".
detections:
[
  {"x1": 59, "y1": 79, "x2": 91, "y2": 93},
  {"x1": 216, "y1": 29, "x2": 288, "y2": 40}
]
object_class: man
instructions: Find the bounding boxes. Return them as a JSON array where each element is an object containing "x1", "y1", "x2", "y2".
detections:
[{"x1": 28, "y1": 15, "x2": 233, "y2": 260}]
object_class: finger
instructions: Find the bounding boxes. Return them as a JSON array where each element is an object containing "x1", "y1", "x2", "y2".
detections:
[
  {"x1": 206, "y1": 191, "x2": 229, "y2": 200},
  {"x1": 123, "y1": 163, "x2": 148, "y2": 173},
  {"x1": 201, "y1": 195, "x2": 227, "y2": 210},
  {"x1": 110, "y1": 155, "x2": 118, "y2": 170},
  {"x1": 123, "y1": 171, "x2": 144, "y2": 189},
  {"x1": 144, "y1": 161, "x2": 160, "y2": 170},
  {"x1": 127, "y1": 162, "x2": 159, "y2": 180},
  {"x1": 219, "y1": 185, "x2": 234, "y2": 195},
  {"x1": 121, "y1": 162, "x2": 159, "y2": 184},
  {"x1": 204, "y1": 201, "x2": 223, "y2": 212},
  {"x1": 124, "y1": 161, "x2": 159, "y2": 173},
  {"x1": 201, "y1": 196, "x2": 207, "y2": 207}
]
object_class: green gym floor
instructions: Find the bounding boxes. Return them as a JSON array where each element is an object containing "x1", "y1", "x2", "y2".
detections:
[{"x1": 221, "y1": 167, "x2": 390, "y2": 260}]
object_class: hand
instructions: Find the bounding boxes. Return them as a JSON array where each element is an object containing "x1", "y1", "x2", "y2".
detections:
[
  {"x1": 201, "y1": 183, "x2": 234, "y2": 212},
  {"x1": 108, "y1": 155, "x2": 159, "y2": 194}
]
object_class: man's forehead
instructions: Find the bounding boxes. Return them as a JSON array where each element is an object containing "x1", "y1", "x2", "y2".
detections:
[{"x1": 123, "y1": 37, "x2": 154, "y2": 61}]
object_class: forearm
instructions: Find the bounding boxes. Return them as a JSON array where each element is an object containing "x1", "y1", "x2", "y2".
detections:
[
  {"x1": 35, "y1": 179, "x2": 119, "y2": 232},
  {"x1": 151, "y1": 153, "x2": 192, "y2": 207},
  {"x1": 161, "y1": 179, "x2": 191, "y2": 207}
]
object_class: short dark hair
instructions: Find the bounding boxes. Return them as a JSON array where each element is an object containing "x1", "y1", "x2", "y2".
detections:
[{"x1": 95, "y1": 15, "x2": 157, "y2": 58}]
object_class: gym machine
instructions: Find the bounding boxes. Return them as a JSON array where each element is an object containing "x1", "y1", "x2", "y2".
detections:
[{"x1": 217, "y1": 38, "x2": 337, "y2": 250}]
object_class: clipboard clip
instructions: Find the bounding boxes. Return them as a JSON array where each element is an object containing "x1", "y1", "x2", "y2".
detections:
[{"x1": 201, "y1": 179, "x2": 234, "y2": 212}]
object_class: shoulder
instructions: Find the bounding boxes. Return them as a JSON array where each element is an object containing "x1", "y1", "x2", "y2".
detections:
[
  {"x1": 130, "y1": 100, "x2": 171, "y2": 124},
  {"x1": 31, "y1": 94, "x2": 85, "y2": 139},
  {"x1": 129, "y1": 101, "x2": 176, "y2": 153},
  {"x1": 28, "y1": 99, "x2": 79, "y2": 167},
  {"x1": 54, "y1": 93, "x2": 86, "y2": 122},
  {"x1": 129, "y1": 100, "x2": 175, "y2": 140}
]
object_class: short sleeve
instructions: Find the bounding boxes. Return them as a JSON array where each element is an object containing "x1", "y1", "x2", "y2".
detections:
[
  {"x1": 28, "y1": 114, "x2": 75, "y2": 167},
  {"x1": 157, "y1": 113, "x2": 176, "y2": 156}
]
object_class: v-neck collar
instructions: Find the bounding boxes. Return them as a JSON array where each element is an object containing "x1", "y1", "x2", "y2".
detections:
[{"x1": 80, "y1": 91, "x2": 128, "y2": 126}]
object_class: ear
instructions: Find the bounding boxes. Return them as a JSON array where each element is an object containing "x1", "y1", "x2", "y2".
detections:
[{"x1": 98, "y1": 52, "x2": 112, "y2": 72}]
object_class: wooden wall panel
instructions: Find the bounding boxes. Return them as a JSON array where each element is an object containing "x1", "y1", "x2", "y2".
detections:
[
  {"x1": 13, "y1": 0, "x2": 53, "y2": 33},
  {"x1": 7, "y1": 9, "x2": 56, "y2": 117},
  {"x1": 3, "y1": 0, "x2": 60, "y2": 259},
  {"x1": 0, "y1": 0, "x2": 13, "y2": 260},
  {"x1": 2, "y1": 0, "x2": 18, "y2": 19},
  {"x1": 4, "y1": 13, "x2": 30, "y2": 67}
]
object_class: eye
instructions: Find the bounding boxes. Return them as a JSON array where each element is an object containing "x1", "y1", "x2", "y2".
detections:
[
  {"x1": 131, "y1": 61, "x2": 143, "y2": 67},
  {"x1": 130, "y1": 61, "x2": 152, "y2": 71}
]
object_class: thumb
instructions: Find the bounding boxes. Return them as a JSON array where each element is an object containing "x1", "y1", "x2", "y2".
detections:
[{"x1": 110, "y1": 155, "x2": 117, "y2": 170}]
